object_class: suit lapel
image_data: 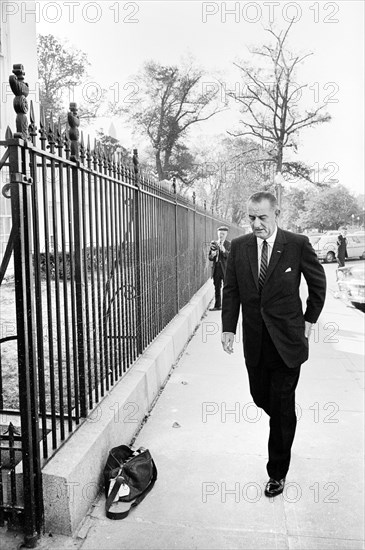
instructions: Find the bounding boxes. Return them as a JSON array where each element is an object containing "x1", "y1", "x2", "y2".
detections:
[
  {"x1": 264, "y1": 228, "x2": 287, "y2": 286},
  {"x1": 247, "y1": 234, "x2": 259, "y2": 290}
]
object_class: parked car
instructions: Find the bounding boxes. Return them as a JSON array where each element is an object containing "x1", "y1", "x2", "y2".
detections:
[
  {"x1": 335, "y1": 264, "x2": 365, "y2": 312},
  {"x1": 312, "y1": 233, "x2": 365, "y2": 263},
  {"x1": 307, "y1": 233, "x2": 322, "y2": 247}
]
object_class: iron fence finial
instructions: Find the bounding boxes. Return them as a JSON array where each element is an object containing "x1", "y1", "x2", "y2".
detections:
[
  {"x1": 68, "y1": 102, "x2": 80, "y2": 161},
  {"x1": 80, "y1": 131, "x2": 85, "y2": 162},
  {"x1": 39, "y1": 106, "x2": 47, "y2": 149},
  {"x1": 47, "y1": 113, "x2": 55, "y2": 153},
  {"x1": 133, "y1": 149, "x2": 139, "y2": 181},
  {"x1": 63, "y1": 123, "x2": 71, "y2": 157},
  {"x1": 29, "y1": 100, "x2": 37, "y2": 144},
  {"x1": 55, "y1": 118, "x2": 62, "y2": 151},
  {"x1": 9, "y1": 63, "x2": 30, "y2": 140},
  {"x1": 86, "y1": 134, "x2": 92, "y2": 164}
]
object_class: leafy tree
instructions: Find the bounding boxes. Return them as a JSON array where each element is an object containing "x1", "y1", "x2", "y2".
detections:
[
  {"x1": 118, "y1": 60, "x2": 223, "y2": 182},
  {"x1": 229, "y1": 22, "x2": 331, "y2": 184},
  {"x1": 37, "y1": 34, "x2": 105, "y2": 123},
  {"x1": 299, "y1": 185, "x2": 360, "y2": 230},
  {"x1": 280, "y1": 186, "x2": 307, "y2": 231}
]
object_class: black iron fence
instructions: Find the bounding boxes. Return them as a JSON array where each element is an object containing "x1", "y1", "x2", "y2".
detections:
[{"x1": 0, "y1": 64, "x2": 243, "y2": 543}]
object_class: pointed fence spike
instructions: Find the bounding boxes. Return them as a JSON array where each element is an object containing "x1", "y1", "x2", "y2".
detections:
[
  {"x1": 28, "y1": 100, "x2": 37, "y2": 142},
  {"x1": 29, "y1": 100, "x2": 35, "y2": 123},
  {"x1": 56, "y1": 118, "x2": 62, "y2": 139},
  {"x1": 5, "y1": 126, "x2": 13, "y2": 139},
  {"x1": 40, "y1": 106, "x2": 45, "y2": 128}
]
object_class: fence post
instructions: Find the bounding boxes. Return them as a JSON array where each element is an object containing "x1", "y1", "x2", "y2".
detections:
[
  {"x1": 172, "y1": 177, "x2": 179, "y2": 313},
  {"x1": 204, "y1": 200, "x2": 207, "y2": 272},
  {"x1": 8, "y1": 63, "x2": 43, "y2": 545},
  {"x1": 192, "y1": 191, "x2": 197, "y2": 293},
  {"x1": 133, "y1": 149, "x2": 143, "y2": 354},
  {"x1": 68, "y1": 103, "x2": 87, "y2": 417}
]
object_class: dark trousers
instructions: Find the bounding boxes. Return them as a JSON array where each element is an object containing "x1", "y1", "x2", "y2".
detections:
[
  {"x1": 213, "y1": 265, "x2": 224, "y2": 308},
  {"x1": 337, "y1": 254, "x2": 346, "y2": 268},
  {"x1": 247, "y1": 324, "x2": 301, "y2": 480}
]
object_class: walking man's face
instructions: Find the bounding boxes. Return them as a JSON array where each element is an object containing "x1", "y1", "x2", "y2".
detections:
[{"x1": 248, "y1": 199, "x2": 279, "y2": 240}]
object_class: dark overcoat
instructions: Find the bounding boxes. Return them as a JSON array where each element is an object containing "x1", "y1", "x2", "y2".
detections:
[{"x1": 209, "y1": 240, "x2": 231, "y2": 278}]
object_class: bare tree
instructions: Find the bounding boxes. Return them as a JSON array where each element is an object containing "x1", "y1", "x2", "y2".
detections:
[
  {"x1": 228, "y1": 22, "x2": 331, "y2": 183},
  {"x1": 191, "y1": 136, "x2": 269, "y2": 224}
]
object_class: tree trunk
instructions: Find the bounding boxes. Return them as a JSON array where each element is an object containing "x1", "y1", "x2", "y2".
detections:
[
  {"x1": 155, "y1": 150, "x2": 165, "y2": 180},
  {"x1": 276, "y1": 141, "x2": 283, "y2": 173},
  {"x1": 163, "y1": 148, "x2": 173, "y2": 179}
]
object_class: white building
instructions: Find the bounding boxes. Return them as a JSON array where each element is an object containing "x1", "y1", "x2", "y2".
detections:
[{"x1": 0, "y1": 1, "x2": 38, "y2": 265}]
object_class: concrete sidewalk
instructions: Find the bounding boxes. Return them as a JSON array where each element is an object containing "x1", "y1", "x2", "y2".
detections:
[
  {"x1": 77, "y1": 271, "x2": 364, "y2": 550},
  {"x1": 1, "y1": 267, "x2": 363, "y2": 549}
]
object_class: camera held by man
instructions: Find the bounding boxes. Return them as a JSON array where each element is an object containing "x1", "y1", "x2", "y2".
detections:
[{"x1": 210, "y1": 240, "x2": 219, "y2": 252}]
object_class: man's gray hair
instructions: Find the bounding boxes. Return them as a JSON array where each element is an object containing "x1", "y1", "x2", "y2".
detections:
[{"x1": 248, "y1": 192, "x2": 278, "y2": 209}]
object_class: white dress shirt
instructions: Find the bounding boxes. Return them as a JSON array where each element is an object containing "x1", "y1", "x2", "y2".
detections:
[{"x1": 256, "y1": 225, "x2": 278, "y2": 271}]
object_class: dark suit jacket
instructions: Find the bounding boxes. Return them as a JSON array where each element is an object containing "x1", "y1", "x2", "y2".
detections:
[
  {"x1": 336, "y1": 235, "x2": 348, "y2": 259},
  {"x1": 222, "y1": 229, "x2": 326, "y2": 369},
  {"x1": 209, "y1": 240, "x2": 231, "y2": 279}
]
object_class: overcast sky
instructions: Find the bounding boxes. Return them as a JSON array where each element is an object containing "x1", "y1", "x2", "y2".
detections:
[{"x1": 36, "y1": 0, "x2": 364, "y2": 196}]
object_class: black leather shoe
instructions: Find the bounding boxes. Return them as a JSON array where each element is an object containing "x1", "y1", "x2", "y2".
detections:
[
  {"x1": 209, "y1": 307, "x2": 221, "y2": 311},
  {"x1": 264, "y1": 478, "x2": 285, "y2": 497}
]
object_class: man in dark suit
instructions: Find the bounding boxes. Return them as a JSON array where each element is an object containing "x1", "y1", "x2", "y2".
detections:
[
  {"x1": 221, "y1": 192, "x2": 326, "y2": 497},
  {"x1": 336, "y1": 227, "x2": 348, "y2": 267},
  {"x1": 209, "y1": 226, "x2": 231, "y2": 311}
]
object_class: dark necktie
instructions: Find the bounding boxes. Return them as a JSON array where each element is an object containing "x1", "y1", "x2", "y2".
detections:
[{"x1": 258, "y1": 240, "x2": 268, "y2": 291}]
